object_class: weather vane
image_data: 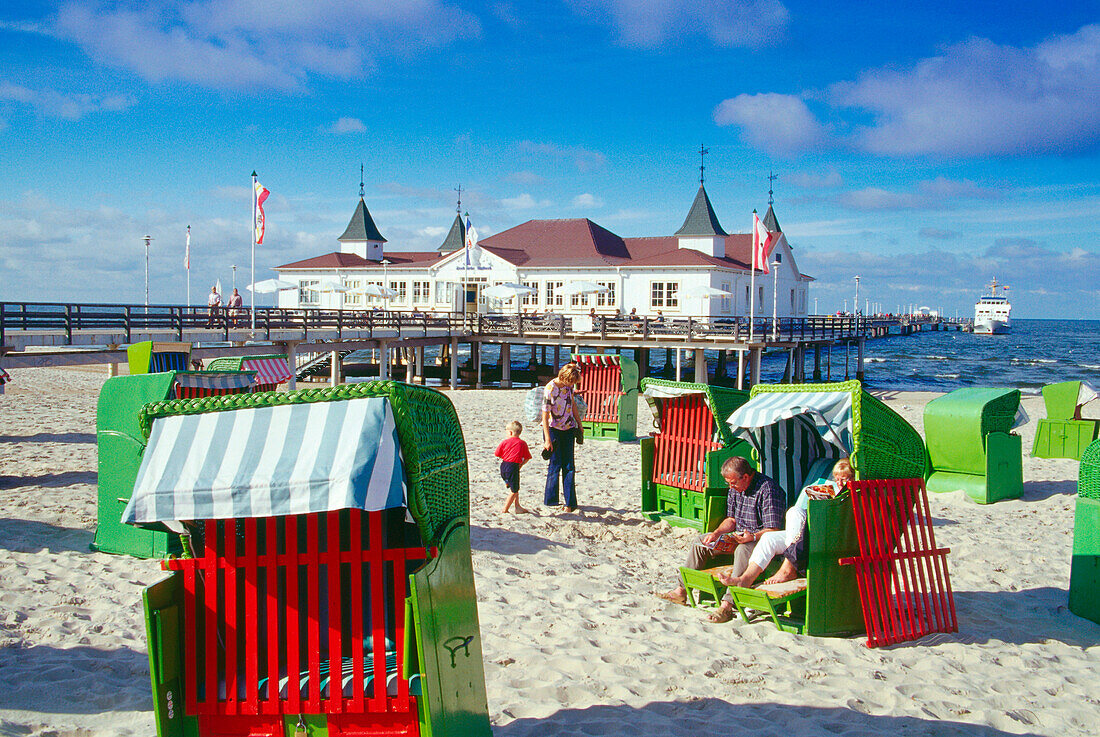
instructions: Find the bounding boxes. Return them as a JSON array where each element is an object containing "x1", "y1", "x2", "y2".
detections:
[
  {"x1": 359, "y1": 163, "x2": 364, "y2": 198},
  {"x1": 768, "y1": 170, "x2": 778, "y2": 205},
  {"x1": 454, "y1": 184, "x2": 463, "y2": 214},
  {"x1": 699, "y1": 144, "x2": 709, "y2": 185}
]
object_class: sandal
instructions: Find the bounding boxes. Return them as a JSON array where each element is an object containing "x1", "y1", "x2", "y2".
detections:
[
  {"x1": 655, "y1": 590, "x2": 688, "y2": 606},
  {"x1": 706, "y1": 607, "x2": 734, "y2": 624}
]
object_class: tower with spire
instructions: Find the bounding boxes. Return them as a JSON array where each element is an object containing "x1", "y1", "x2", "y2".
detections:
[
  {"x1": 675, "y1": 146, "x2": 728, "y2": 257},
  {"x1": 437, "y1": 184, "x2": 468, "y2": 253},
  {"x1": 338, "y1": 164, "x2": 387, "y2": 261}
]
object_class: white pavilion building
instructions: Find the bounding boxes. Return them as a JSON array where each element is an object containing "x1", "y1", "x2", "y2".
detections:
[{"x1": 274, "y1": 184, "x2": 812, "y2": 319}]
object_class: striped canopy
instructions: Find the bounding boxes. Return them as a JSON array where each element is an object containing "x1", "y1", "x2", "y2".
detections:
[
  {"x1": 726, "y1": 391, "x2": 854, "y2": 505},
  {"x1": 122, "y1": 397, "x2": 406, "y2": 527},
  {"x1": 241, "y1": 357, "x2": 294, "y2": 386},
  {"x1": 175, "y1": 372, "x2": 256, "y2": 391}
]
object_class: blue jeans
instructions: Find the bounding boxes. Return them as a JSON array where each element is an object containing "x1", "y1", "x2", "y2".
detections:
[{"x1": 544, "y1": 427, "x2": 577, "y2": 507}]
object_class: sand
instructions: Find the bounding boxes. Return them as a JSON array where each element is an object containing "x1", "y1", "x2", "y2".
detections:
[{"x1": 0, "y1": 367, "x2": 1097, "y2": 737}]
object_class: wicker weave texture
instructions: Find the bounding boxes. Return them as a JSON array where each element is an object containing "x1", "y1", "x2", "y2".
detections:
[
  {"x1": 1080, "y1": 439, "x2": 1100, "y2": 500},
  {"x1": 748, "y1": 380, "x2": 926, "y2": 481},
  {"x1": 138, "y1": 380, "x2": 468, "y2": 544}
]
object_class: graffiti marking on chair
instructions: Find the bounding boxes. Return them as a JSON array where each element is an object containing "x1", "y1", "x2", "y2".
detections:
[{"x1": 443, "y1": 635, "x2": 475, "y2": 668}]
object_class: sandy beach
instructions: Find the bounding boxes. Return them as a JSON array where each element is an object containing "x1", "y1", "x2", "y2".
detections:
[{"x1": 0, "y1": 367, "x2": 1097, "y2": 737}]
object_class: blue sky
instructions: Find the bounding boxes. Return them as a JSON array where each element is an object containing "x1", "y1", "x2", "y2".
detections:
[{"x1": 1, "y1": 1, "x2": 1098, "y2": 318}]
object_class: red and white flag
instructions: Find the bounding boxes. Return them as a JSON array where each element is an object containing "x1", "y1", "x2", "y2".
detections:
[
  {"x1": 254, "y1": 181, "x2": 270, "y2": 244},
  {"x1": 752, "y1": 211, "x2": 773, "y2": 273},
  {"x1": 184, "y1": 225, "x2": 191, "y2": 269}
]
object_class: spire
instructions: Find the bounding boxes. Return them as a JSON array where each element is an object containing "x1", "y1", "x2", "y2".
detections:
[
  {"x1": 699, "y1": 143, "x2": 708, "y2": 185},
  {"x1": 338, "y1": 198, "x2": 386, "y2": 243},
  {"x1": 762, "y1": 204, "x2": 782, "y2": 234},
  {"x1": 359, "y1": 163, "x2": 364, "y2": 198},
  {"x1": 674, "y1": 184, "x2": 727, "y2": 237},
  {"x1": 437, "y1": 213, "x2": 467, "y2": 252}
]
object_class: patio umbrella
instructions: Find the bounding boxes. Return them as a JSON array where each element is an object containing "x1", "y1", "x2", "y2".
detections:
[
  {"x1": 246, "y1": 278, "x2": 297, "y2": 293},
  {"x1": 560, "y1": 280, "x2": 609, "y2": 296},
  {"x1": 482, "y1": 283, "x2": 536, "y2": 301},
  {"x1": 351, "y1": 284, "x2": 399, "y2": 299},
  {"x1": 320, "y1": 280, "x2": 350, "y2": 293},
  {"x1": 680, "y1": 285, "x2": 733, "y2": 299}
]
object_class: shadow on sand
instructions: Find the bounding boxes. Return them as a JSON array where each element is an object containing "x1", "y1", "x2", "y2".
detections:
[
  {"x1": 0, "y1": 644, "x2": 151, "y2": 714},
  {"x1": 494, "y1": 698, "x2": 1047, "y2": 737},
  {"x1": 945, "y1": 586, "x2": 1100, "y2": 648},
  {"x1": 1020, "y1": 479, "x2": 1078, "y2": 502},
  {"x1": 0, "y1": 518, "x2": 93, "y2": 554},
  {"x1": 0, "y1": 432, "x2": 96, "y2": 444},
  {"x1": 0, "y1": 470, "x2": 97, "y2": 490},
  {"x1": 470, "y1": 524, "x2": 569, "y2": 555}
]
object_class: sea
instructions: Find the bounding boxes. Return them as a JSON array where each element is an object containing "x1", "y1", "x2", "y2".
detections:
[{"x1": 347, "y1": 318, "x2": 1097, "y2": 394}]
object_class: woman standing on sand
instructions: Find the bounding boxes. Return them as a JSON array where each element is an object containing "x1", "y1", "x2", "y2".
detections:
[{"x1": 541, "y1": 363, "x2": 583, "y2": 513}]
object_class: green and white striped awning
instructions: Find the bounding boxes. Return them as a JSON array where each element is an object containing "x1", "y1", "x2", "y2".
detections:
[
  {"x1": 122, "y1": 397, "x2": 407, "y2": 527},
  {"x1": 727, "y1": 391, "x2": 854, "y2": 453}
]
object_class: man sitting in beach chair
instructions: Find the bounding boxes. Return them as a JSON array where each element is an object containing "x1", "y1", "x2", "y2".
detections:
[
  {"x1": 719, "y1": 458, "x2": 853, "y2": 590},
  {"x1": 656, "y1": 456, "x2": 785, "y2": 623}
]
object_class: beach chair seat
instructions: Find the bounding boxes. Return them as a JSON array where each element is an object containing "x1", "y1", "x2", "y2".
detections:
[
  {"x1": 727, "y1": 579, "x2": 809, "y2": 634},
  {"x1": 680, "y1": 565, "x2": 734, "y2": 608}
]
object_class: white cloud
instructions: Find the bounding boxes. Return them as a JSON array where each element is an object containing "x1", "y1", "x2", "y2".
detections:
[
  {"x1": 501, "y1": 193, "x2": 550, "y2": 210},
  {"x1": 329, "y1": 116, "x2": 366, "y2": 134},
  {"x1": 835, "y1": 178, "x2": 1003, "y2": 211},
  {"x1": 571, "y1": 193, "x2": 603, "y2": 208},
  {"x1": 789, "y1": 170, "x2": 844, "y2": 188},
  {"x1": 506, "y1": 170, "x2": 545, "y2": 186},
  {"x1": 569, "y1": 0, "x2": 788, "y2": 48},
  {"x1": 49, "y1": 1, "x2": 482, "y2": 91},
  {"x1": 919, "y1": 227, "x2": 961, "y2": 240},
  {"x1": 0, "y1": 80, "x2": 135, "y2": 120},
  {"x1": 713, "y1": 93, "x2": 827, "y2": 155},
  {"x1": 517, "y1": 140, "x2": 607, "y2": 172}
]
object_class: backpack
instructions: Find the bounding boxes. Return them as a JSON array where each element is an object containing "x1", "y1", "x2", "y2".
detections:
[{"x1": 524, "y1": 385, "x2": 587, "y2": 426}]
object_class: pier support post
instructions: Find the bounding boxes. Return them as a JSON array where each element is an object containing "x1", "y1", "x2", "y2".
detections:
[
  {"x1": 501, "y1": 343, "x2": 512, "y2": 388},
  {"x1": 813, "y1": 345, "x2": 822, "y2": 382},
  {"x1": 736, "y1": 349, "x2": 746, "y2": 390},
  {"x1": 856, "y1": 337, "x2": 866, "y2": 382},
  {"x1": 330, "y1": 350, "x2": 341, "y2": 387},
  {"x1": 716, "y1": 350, "x2": 727, "y2": 379},
  {"x1": 638, "y1": 348, "x2": 649, "y2": 379},
  {"x1": 663, "y1": 349, "x2": 673, "y2": 376},
  {"x1": 379, "y1": 342, "x2": 390, "y2": 380},
  {"x1": 750, "y1": 347, "x2": 762, "y2": 388},
  {"x1": 283, "y1": 341, "x2": 299, "y2": 391},
  {"x1": 675, "y1": 349, "x2": 682, "y2": 382},
  {"x1": 415, "y1": 346, "x2": 424, "y2": 384},
  {"x1": 844, "y1": 341, "x2": 850, "y2": 381},
  {"x1": 694, "y1": 349, "x2": 707, "y2": 384},
  {"x1": 405, "y1": 350, "x2": 415, "y2": 384},
  {"x1": 476, "y1": 342, "x2": 483, "y2": 389},
  {"x1": 449, "y1": 338, "x2": 458, "y2": 389},
  {"x1": 554, "y1": 345, "x2": 561, "y2": 371}
]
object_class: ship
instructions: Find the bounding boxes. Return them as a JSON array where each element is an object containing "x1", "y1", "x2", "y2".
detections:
[{"x1": 974, "y1": 278, "x2": 1011, "y2": 334}]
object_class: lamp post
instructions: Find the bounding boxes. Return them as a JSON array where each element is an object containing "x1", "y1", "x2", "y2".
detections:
[
  {"x1": 143, "y1": 234, "x2": 152, "y2": 311},
  {"x1": 231, "y1": 265, "x2": 237, "y2": 291},
  {"x1": 853, "y1": 274, "x2": 861, "y2": 333},
  {"x1": 814, "y1": 297, "x2": 818, "y2": 315},
  {"x1": 381, "y1": 259, "x2": 391, "y2": 311},
  {"x1": 771, "y1": 259, "x2": 780, "y2": 341}
]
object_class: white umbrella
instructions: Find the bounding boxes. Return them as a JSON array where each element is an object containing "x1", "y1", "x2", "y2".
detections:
[
  {"x1": 681, "y1": 285, "x2": 733, "y2": 299},
  {"x1": 320, "y1": 280, "x2": 350, "y2": 293},
  {"x1": 482, "y1": 283, "x2": 536, "y2": 301},
  {"x1": 560, "y1": 280, "x2": 609, "y2": 296},
  {"x1": 247, "y1": 278, "x2": 297, "y2": 293},
  {"x1": 351, "y1": 284, "x2": 398, "y2": 299}
]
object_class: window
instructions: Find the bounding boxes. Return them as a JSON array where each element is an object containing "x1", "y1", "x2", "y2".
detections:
[
  {"x1": 758, "y1": 286, "x2": 764, "y2": 310},
  {"x1": 521, "y1": 281, "x2": 539, "y2": 306},
  {"x1": 650, "y1": 281, "x2": 679, "y2": 309},
  {"x1": 790, "y1": 288, "x2": 796, "y2": 312},
  {"x1": 412, "y1": 281, "x2": 430, "y2": 304},
  {"x1": 570, "y1": 292, "x2": 585, "y2": 307},
  {"x1": 720, "y1": 282, "x2": 731, "y2": 314},
  {"x1": 343, "y1": 279, "x2": 362, "y2": 307},
  {"x1": 596, "y1": 281, "x2": 616, "y2": 307},
  {"x1": 547, "y1": 281, "x2": 563, "y2": 306},
  {"x1": 389, "y1": 281, "x2": 407, "y2": 303},
  {"x1": 298, "y1": 279, "x2": 320, "y2": 306},
  {"x1": 745, "y1": 286, "x2": 750, "y2": 313},
  {"x1": 436, "y1": 281, "x2": 455, "y2": 303}
]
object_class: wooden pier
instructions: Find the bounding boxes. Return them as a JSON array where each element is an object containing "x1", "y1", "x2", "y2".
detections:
[{"x1": 0, "y1": 301, "x2": 970, "y2": 390}]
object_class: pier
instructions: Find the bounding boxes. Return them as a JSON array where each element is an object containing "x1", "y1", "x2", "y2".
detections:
[{"x1": 0, "y1": 301, "x2": 971, "y2": 389}]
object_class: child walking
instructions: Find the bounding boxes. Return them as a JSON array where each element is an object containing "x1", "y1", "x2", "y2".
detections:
[{"x1": 495, "y1": 420, "x2": 532, "y2": 514}]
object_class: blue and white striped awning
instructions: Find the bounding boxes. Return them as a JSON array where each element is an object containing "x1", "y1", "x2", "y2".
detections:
[
  {"x1": 726, "y1": 391, "x2": 855, "y2": 453},
  {"x1": 122, "y1": 397, "x2": 407, "y2": 526}
]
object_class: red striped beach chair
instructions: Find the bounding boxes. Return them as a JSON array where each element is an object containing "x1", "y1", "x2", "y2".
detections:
[{"x1": 571, "y1": 353, "x2": 639, "y2": 441}]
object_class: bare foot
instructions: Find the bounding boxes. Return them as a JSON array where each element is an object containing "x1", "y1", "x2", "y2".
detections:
[
  {"x1": 515, "y1": 505, "x2": 529, "y2": 514},
  {"x1": 717, "y1": 572, "x2": 746, "y2": 588},
  {"x1": 763, "y1": 560, "x2": 799, "y2": 585}
]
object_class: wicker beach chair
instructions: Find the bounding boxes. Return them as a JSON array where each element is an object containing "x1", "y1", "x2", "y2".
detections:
[
  {"x1": 1032, "y1": 381, "x2": 1100, "y2": 460},
  {"x1": 127, "y1": 341, "x2": 192, "y2": 374},
  {"x1": 571, "y1": 353, "x2": 639, "y2": 441},
  {"x1": 1070, "y1": 438, "x2": 1100, "y2": 625},
  {"x1": 639, "y1": 378, "x2": 753, "y2": 532},
  {"x1": 924, "y1": 387, "x2": 1025, "y2": 504},
  {"x1": 205, "y1": 354, "x2": 294, "y2": 393},
  {"x1": 92, "y1": 371, "x2": 257, "y2": 558},
  {"x1": 125, "y1": 381, "x2": 491, "y2": 737},
  {"x1": 711, "y1": 380, "x2": 928, "y2": 637}
]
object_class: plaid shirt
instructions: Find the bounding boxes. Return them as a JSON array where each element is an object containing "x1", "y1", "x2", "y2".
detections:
[{"x1": 726, "y1": 471, "x2": 785, "y2": 533}]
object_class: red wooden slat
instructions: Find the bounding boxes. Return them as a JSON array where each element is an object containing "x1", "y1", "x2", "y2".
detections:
[
  {"x1": 243, "y1": 517, "x2": 259, "y2": 714},
  {"x1": 306, "y1": 515, "x2": 321, "y2": 712},
  {"x1": 203, "y1": 520, "x2": 218, "y2": 711},
  {"x1": 326, "y1": 512, "x2": 343, "y2": 713},
  {"x1": 285, "y1": 516, "x2": 301, "y2": 714},
  {"x1": 392, "y1": 544, "x2": 409, "y2": 709},
  {"x1": 223, "y1": 522, "x2": 239, "y2": 714},
  {"x1": 349, "y1": 511, "x2": 366, "y2": 713},
  {"x1": 369, "y1": 511, "x2": 386, "y2": 712},
  {"x1": 263, "y1": 517, "x2": 279, "y2": 714},
  {"x1": 183, "y1": 565, "x2": 198, "y2": 713}
]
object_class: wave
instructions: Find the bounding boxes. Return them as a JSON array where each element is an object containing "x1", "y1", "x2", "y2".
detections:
[
  {"x1": 925, "y1": 355, "x2": 949, "y2": 360},
  {"x1": 934, "y1": 374, "x2": 960, "y2": 379},
  {"x1": 863, "y1": 358, "x2": 887, "y2": 363}
]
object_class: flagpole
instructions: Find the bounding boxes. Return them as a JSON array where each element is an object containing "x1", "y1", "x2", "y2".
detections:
[
  {"x1": 186, "y1": 225, "x2": 191, "y2": 307},
  {"x1": 251, "y1": 170, "x2": 257, "y2": 332},
  {"x1": 749, "y1": 210, "x2": 756, "y2": 344}
]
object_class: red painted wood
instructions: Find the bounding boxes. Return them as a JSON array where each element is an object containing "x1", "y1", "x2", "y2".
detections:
[
  {"x1": 348, "y1": 511, "x2": 366, "y2": 713},
  {"x1": 242, "y1": 518, "x2": 258, "y2": 714},
  {"x1": 285, "y1": 516, "x2": 301, "y2": 714},
  {"x1": 263, "y1": 517, "x2": 279, "y2": 715},
  {"x1": 369, "y1": 511, "x2": 386, "y2": 712},
  {"x1": 326, "y1": 512, "x2": 342, "y2": 713},
  {"x1": 306, "y1": 515, "x2": 321, "y2": 712}
]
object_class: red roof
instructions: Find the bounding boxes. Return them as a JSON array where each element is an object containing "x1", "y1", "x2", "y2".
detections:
[
  {"x1": 479, "y1": 219, "x2": 632, "y2": 267},
  {"x1": 277, "y1": 251, "x2": 443, "y2": 270}
]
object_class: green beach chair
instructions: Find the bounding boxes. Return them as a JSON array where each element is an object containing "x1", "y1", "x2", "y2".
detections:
[
  {"x1": 1070, "y1": 438, "x2": 1100, "y2": 625},
  {"x1": 126, "y1": 381, "x2": 491, "y2": 737},
  {"x1": 1032, "y1": 381, "x2": 1100, "y2": 460},
  {"x1": 924, "y1": 387, "x2": 1025, "y2": 504},
  {"x1": 127, "y1": 341, "x2": 192, "y2": 374},
  {"x1": 715, "y1": 380, "x2": 927, "y2": 637},
  {"x1": 639, "y1": 378, "x2": 754, "y2": 532}
]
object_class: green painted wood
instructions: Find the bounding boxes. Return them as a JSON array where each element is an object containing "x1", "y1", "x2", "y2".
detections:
[
  {"x1": 804, "y1": 496, "x2": 864, "y2": 638},
  {"x1": 1031, "y1": 419, "x2": 1099, "y2": 460},
  {"x1": 409, "y1": 521, "x2": 491, "y2": 737},
  {"x1": 1043, "y1": 380, "x2": 1083, "y2": 420},
  {"x1": 1070, "y1": 497, "x2": 1100, "y2": 625},
  {"x1": 142, "y1": 573, "x2": 198, "y2": 737}
]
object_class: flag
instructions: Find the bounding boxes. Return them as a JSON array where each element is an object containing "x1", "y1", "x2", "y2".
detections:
[
  {"x1": 184, "y1": 225, "x2": 191, "y2": 269},
  {"x1": 464, "y1": 215, "x2": 481, "y2": 269},
  {"x1": 752, "y1": 211, "x2": 773, "y2": 274},
  {"x1": 254, "y1": 181, "x2": 270, "y2": 244}
]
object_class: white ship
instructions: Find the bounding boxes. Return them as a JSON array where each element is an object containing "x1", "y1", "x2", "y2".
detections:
[{"x1": 974, "y1": 278, "x2": 1011, "y2": 334}]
